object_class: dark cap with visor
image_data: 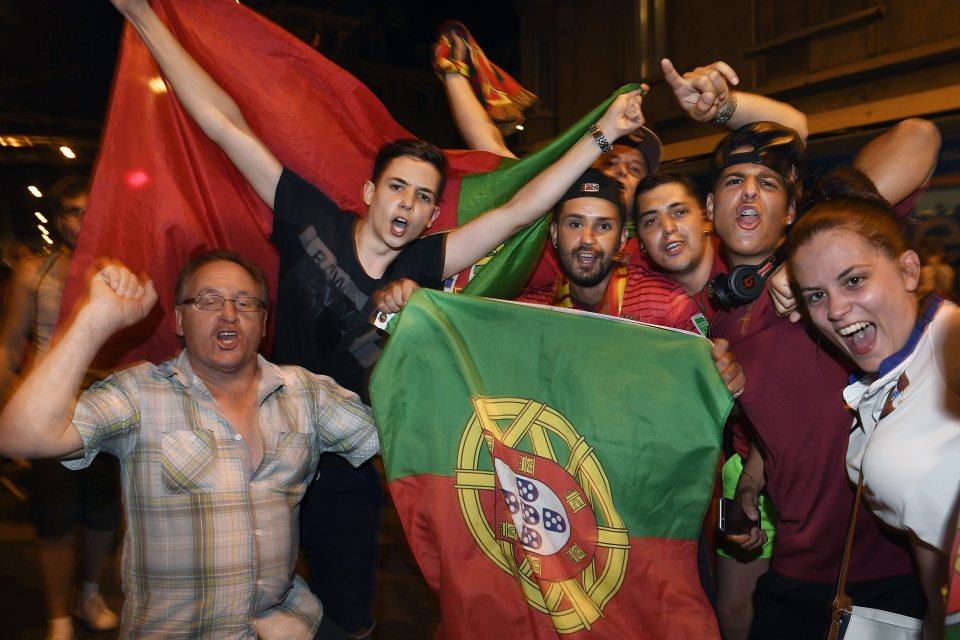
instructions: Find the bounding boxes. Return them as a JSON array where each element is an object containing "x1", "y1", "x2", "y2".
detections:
[
  {"x1": 711, "y1": 121, "x2": 806, "y2": 198},
  {"x1": 556, "y1": 168, "x2": 627, "y2": 223}
]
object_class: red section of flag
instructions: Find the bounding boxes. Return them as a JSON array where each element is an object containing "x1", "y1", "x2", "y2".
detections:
[
  {"x1": 390, "y1": 474, "x2": 720, "y2": 639},
  {"x1": 62, "y1": 0, "x2": 501, "y2": 366}
]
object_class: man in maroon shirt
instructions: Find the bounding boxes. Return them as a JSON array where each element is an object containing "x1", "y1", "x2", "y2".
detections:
[{"x1": 706, "y1": 122, "x2": 924, "y2": 639}]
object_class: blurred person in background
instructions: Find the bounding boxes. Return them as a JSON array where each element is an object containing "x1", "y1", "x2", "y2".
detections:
[{"x1": 0, "y1": 175, "x2": 121, "y2": 640}]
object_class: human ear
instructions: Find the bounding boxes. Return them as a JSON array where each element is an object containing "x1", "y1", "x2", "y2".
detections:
[
  {"x1": 549, "y1": 222, "x2": 559, "y2": 249},
  {"x1": 705, "y1": 194, "x2": 715, "y2": 221},
  {"x1": 900, "y1": 250, "x2": 921, "y2": 292},
  {"x1": 426, "y1": 206, "x2": 440, "y2": 229},
  {"x1": 785, "y1": 199, "x2": 797, "y2": 226},
  {"x1": 175, "y1": 306, "x2": 184, "y2": 337},
  {"x1": 362, "y1": 181, "x2": 375, "y2": 206}
]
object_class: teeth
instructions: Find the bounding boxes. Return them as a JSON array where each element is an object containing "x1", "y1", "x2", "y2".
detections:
[
  {"x1": 665, "y1": 241, "x2": 681, "y2": 251},
  {"x1": 738, "y1": 209, "x2": 758, "y2": 217},
  {"x1": 218, "y1": 331, "x2": 237, "y2": 338},
  {"x1": 838, "y1": 322, "x2": 870, "y2": 336}
]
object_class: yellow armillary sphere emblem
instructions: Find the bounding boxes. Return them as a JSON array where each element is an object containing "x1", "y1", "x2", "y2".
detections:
[{"x1": 455, "y1": 396, "x2": 629, "y2": 634}]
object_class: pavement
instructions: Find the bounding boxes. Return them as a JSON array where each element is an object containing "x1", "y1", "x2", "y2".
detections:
[{"x1": 0, "y1": 459, "x2": 439, "y2": 639}]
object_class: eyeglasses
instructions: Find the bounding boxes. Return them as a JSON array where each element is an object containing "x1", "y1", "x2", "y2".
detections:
[
  {"x1": 60, "y1": 207, "x2": 85, "y2": 219},
  {"x1": 178, "y1": 293, "x2": 266, "y2": 313}
]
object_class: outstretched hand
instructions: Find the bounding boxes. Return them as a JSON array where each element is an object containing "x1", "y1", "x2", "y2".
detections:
[
  {"x1": 85, "y1": 262, "x2": 158, "y2": 334},
  {"x1": 662, "y1": 59, "x2": 739, "y2": 123},
  {"x1": 597, "y1": 85, "x2": 649, "y2": 141}
]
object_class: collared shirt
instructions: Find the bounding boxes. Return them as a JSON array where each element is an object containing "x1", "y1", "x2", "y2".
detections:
[
  {"x1": 843, "y1": 299, "x2": 960, "y2": 551},
  {"x1": 64, "y1": 350, "x2": 379, "y2": 639}
]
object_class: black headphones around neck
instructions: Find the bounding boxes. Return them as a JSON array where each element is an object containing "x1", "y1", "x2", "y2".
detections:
[{"x1": 709, "y1": 243, "x2": 788, "y2": 309}]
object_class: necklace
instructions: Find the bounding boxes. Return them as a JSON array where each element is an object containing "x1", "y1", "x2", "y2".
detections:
[{"x1": 740, "y1": 297, "x2": 759, "y2": 336}]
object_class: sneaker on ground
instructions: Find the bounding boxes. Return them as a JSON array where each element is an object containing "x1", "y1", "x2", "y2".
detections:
[{"x1": 74, "y1": 592, "x2": 120, "y2": 632}]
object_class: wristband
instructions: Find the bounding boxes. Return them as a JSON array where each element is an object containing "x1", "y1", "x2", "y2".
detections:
[
  {"x1": 588, "y1": 123, "x2": 613, "y2": 154},
  {"x1": 712, "y1": 91, "x2": 738, "y2": 126}
]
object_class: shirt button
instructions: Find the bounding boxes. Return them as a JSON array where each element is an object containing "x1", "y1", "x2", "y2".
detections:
[
  {"x1": 254, "y1": 528, "x2": 263, "y2": 536},
  {"x1": 234, "y1": 434, "x2": 243, "y2": 441},
  {"x1": 189, "y1": 434, "x2": 197, "y2": 441}
]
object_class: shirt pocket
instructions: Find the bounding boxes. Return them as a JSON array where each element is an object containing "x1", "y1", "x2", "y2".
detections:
[
  {"x1": 267, "y1": 431, "x2": 316, "y2": 505},
  {"x1": 161, "y1": 429, "x2": 219, "y2": 494}
]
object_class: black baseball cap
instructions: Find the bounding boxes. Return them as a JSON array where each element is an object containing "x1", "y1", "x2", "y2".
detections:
[
  {"x1": 711, "y1": 121, "x2": 806, "y2": 198},
  {"x1": 556, "y1": 168, "x2": 626, "y2": 223}
]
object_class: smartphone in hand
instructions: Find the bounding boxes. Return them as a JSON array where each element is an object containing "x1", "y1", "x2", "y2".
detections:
[{"x1": 718, "y1": 497, "x2": 759, "y2": 535}]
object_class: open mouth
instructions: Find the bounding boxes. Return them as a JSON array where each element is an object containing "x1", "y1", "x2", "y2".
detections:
[
  {"x1": 837, "y1": 321, "x2": 876, "y2": 356},
  {"x1": 390, "y1": 217, "x2": 408, "y2": 237},
  {"x1": 216, "y1": 330, "x2": 239, "y2": 349},
  {"x1": 662, "y1": 240, "x2": 683, "y2": 256},
  {"x1": 736, "y1": 207, "x2": 760, "y2": 230},
  {"x1": 576, "y1": 250, "x2": 598, "y2": 266}
]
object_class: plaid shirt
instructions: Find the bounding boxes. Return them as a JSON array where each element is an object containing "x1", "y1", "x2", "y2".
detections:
[{"x1": 65, "y1": 350, "x2": 378, "y2": 639}]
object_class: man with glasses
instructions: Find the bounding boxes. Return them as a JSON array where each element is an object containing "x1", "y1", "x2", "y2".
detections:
[
  {"x1": 0, "y1": 174, "x2": 122, "y2": 640},
  {"x1": 0, "y1": 250, "x2": 379, "y2": 639}
]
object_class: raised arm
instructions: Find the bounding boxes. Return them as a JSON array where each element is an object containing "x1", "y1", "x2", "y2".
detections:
[
  {"x1": 112, "y1": 0, "x2": 282, "y2": 207},
  {"x1": 853, "y1": 118, "x2": 941, "y2": 205},
  {"x1": 0, "y1": 263, "x2": 157, "y2": 459},
  {"x1": 441, "y1": 88, "x2": 647, "y2": 278},
  {"x1": 662, "y1": 59, "x2": 809, "y2": 143},
  {"x1": 442, "y1": 74, "x2": 517, "y2": 159}
]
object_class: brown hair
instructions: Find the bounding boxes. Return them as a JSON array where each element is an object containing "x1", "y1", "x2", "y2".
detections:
[
  {"x1": 787, "y1": 168, "x2": 906, "y2": 263},
  {"x1": 174, "y1": 249, "x2": 269, "y2": 304}
]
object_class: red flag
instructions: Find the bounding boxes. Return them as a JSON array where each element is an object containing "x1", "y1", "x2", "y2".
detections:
[{"x1": 64, "y1": 0, "x2": 501, "y2": 366}]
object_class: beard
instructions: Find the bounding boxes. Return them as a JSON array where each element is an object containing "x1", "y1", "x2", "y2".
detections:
[{"x1": 558, "y1": 244, "x2": 615, "y2": 288}]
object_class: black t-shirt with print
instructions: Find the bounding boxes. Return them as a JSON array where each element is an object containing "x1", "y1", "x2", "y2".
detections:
[{"x1": 271, "y1": 168, "x2": 445, "y2": 396}]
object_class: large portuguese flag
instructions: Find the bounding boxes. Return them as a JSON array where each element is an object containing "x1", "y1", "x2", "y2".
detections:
[
  {"x1": 370, "y1": 290, "x2": 732, "y2": 639},
  {"x1": 62, "y1": 0, "x2": 627, "y2": 366}
]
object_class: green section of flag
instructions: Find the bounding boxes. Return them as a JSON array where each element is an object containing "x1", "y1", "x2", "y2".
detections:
[
  {"x1": 370, "y1": 289, "x2": 732, "y2": 539},
  {"x1": 457, "y1": 85, "x2": 639, "y2": 299}
]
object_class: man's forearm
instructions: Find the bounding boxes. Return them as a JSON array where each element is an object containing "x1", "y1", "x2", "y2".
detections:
[
  {"x1": 441, "y1": 94, "x2": 640, "y2": 278},
  {"x1": 725, "y1": 92, "x2": 808, "y2": 143},
  {"x1": 0, "y1": 307, "x2": 109, "y2": 458},
  {"x1": 122, "y1": 3, "x2": 247, "y2": 144},
  {"x1": 117, "y1": 0, "x2": 281, "y2": 206}
]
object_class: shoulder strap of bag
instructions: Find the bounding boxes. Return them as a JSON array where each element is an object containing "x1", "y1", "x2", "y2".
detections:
[{"x1": 827, "y1": 475, "x2": 863, "y2": 640}]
